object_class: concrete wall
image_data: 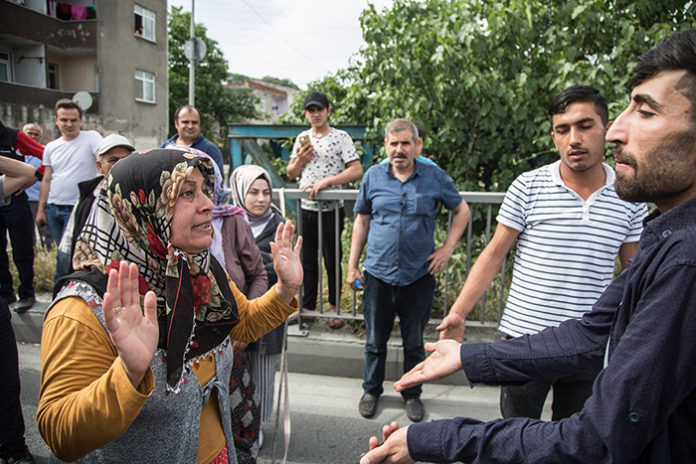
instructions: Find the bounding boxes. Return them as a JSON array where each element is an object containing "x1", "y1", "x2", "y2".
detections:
[
  {"x1": 95, "y1": 0, "x2": 168, "y2": 148},
  {"x1": 45, "y1": 54, "x2": 97, "y2": 92},
  {"x1": 13, "y1": 43, "x2": 46, "y2": 88},
  {"x1": 0, "y1": 102, "x2": 103, "y2": 145},
  {"x1": 22, "y1": 0, "x2": 47, "y2": 14}
]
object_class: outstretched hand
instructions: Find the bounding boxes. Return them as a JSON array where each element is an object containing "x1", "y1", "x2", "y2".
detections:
[
  {"x1": 394, "y1": 339, "x2": 463, "y2": 392},
  {"x1": 103, "y1": 261, "x2": 158, "y2": 388},
  {"x1": 271, "y1": 221, "x2": 303, "y2": 302},
  {"x1": 360, "y1": 422, "x2": 414, "y2": 464}
]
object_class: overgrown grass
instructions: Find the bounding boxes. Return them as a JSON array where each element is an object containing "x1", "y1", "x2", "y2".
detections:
[
  {"x1": 9, "y1": 244, "x2": 57, "y2": 294},
  {"x1": 308, "y1": 213, "x2": 509, "y2": 328}
]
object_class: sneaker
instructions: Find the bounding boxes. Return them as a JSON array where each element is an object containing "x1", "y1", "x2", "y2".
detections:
[
  {"x1": 405, "y1": 398, "x2": 425, "y2": 422},
  {"x1": 359, "y1": 392, "x2": 379, "y2": 418},
  {"x1": 13, "y1": 296, "x2": 36, "y2": 314},
  {"x1": 0, "y1": 442, "x2": 34, "y2": 464}
]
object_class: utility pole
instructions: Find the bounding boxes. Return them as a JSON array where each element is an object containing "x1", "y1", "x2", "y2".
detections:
[{"x1": 188, "y1": 0, "x2": 195, "y2": 106}]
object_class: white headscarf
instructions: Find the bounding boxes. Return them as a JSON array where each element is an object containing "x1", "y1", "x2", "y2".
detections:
[{"x1": 229, "y1": 164, "x2": 280, "y2": 229}]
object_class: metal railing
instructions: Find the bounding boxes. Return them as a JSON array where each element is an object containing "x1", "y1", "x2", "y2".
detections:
[{"x1": 273, "y1": 188, "x2": 508, "y2": 329}]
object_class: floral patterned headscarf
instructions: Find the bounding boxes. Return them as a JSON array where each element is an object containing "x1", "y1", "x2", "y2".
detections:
[{"x1": 73, "y1": 148, "x2": 239, "y2": 390}]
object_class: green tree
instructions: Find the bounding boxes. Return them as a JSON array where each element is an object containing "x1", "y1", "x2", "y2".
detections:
[
  {"x1": 261, "y1": 76, "x2": 300, "y2": 90},
  {"x1": 286, "y1": 0, "x2": 694, "y2": 191},
  {"x1": 167, "y1": 6, "x2": 258, "y2": 146}
]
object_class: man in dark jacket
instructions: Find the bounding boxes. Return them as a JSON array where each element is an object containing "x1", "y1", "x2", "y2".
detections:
[
  {"x1": 360, "y1": 28, "x2": 696, "y2": 464},
  {"x1": 160, "y1": 105, "x2": 224, "y2": 172},
  {"x1": 0, "y1": 122, "x2": 44, "y2": 313}
]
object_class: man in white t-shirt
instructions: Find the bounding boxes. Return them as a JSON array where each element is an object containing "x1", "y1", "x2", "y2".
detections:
[
  {"x1": 438, "y1": 86, "x2": 648, "y2": 421},
  {"x1": 286, "y1": 91, "x2": 363, "y2": 328},
  {"x1": 36, "y1": 99, "x2": 101, "y2": 282}
]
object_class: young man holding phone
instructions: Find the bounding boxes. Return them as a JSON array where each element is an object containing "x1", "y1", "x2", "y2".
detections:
[{"x1": 286, "y1": 91, "x2": 363, "y2": 329}]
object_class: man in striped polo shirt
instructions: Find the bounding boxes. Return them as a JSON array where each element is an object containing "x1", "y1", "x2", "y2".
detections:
[{"x1": 438, "y1": 85, "x2": 648, "y2": 420}]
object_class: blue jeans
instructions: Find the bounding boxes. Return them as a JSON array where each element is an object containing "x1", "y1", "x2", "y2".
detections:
[
  {"x1": 46, "y1": 204, "x2": 72, "y2": 282},
  {"x1": 362, "y1": 271, "x2": 435, "y2": 400},
  {"x1": 500, "y1": 349, "x2": 602, "y2": 420}
]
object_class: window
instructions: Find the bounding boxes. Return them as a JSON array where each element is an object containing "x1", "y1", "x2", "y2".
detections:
[
  {"x1": 47, "y1": 63, "x2": 59, "y2": 89},
  {"x1": 135, "y1": 70, "x2": 155, "y2": 103},
  {"x1": 0, "y1": 51, "x2": 11, "y2": 82},
  {"x1": 134, "y1": 5, "x2": 155, "y2": 42}
]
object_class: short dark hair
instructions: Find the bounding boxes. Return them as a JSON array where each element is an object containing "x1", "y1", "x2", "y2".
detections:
[
  {"x1": 55, "y1": 98, "x2": 83, "y2": 119},
  {"x1": 628, "y1": 29, "x2": 696, "y2": 120},
  {"x1": 174, "y1": 104, "x2": 201, "y2": 122},
  {"x1": 413, "y1": 121, "x2": 426, "y2": 140},
  {"x1": 548, "y1": 85, "x2": 608, "y2": 126}
]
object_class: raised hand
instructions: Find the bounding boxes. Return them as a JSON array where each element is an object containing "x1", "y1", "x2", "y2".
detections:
[
  {"x1": 296, "y1": 143, "x2": 315, "y2": 164},
  {"x1": 270, "y1": 221, "x2": 303, "y2": 302},
  {"x1": 360, "y1": 422, "x2": 414, "y2": 464},
  {"x1": 394, "y1": 340, "x2": 463, "y2": 392},
  {"x1": 103, "y1": 261, "x2": 158, "y2": 388}
]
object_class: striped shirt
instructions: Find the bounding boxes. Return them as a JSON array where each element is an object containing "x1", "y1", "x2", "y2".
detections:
[{"x1": 497, "y1": 161, "x2": 648, "y2": 337}]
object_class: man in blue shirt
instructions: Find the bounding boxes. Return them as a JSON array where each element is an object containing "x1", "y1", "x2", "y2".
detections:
[
  {"x1": 348, "y1": 118, "x2": 470, "y2": 422},
  {"x1": 359, "y1": 29, "x2": 696, "y2": 464},
  {"x1": 160, "y1": 105, "x2": 224, "y2": 173}
]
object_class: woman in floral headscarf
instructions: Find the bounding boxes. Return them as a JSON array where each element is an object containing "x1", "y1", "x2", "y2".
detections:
[{"x1": 37, "y1": 148, "x2": 302, "y2": 464}]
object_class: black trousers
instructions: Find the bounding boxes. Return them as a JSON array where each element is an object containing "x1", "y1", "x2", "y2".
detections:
[
  {"x1": 0, "y1": 193, "x2": 34, "y2": 300},
  {"x1": 0, "y1": 298, "x2": 25, "y2": 445},
  {"x1": 300, "y1": 208, "x2": 344, "y2": 309},
  {"x1": 500, "y1": 335, "x2": 602, "y2": 420}
]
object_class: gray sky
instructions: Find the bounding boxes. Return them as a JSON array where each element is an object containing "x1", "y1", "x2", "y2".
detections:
[{"x1": 168, "y1": 0, "x2": 394, "y2": 88}]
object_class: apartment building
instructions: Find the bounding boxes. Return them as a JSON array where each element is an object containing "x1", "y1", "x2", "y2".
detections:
[
  {"x1": 227, "y1": 78, "x2": 298, "y2": 124},
  {"x1": 0, "y1": 0, "x2": 168, "y2": 148}
]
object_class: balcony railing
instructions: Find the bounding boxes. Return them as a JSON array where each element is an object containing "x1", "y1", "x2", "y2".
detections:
[{"x1": 273, "y1": 188, "x2": 508, "y2": 329}]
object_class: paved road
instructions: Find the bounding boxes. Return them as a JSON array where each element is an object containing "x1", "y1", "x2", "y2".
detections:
[
  {"x1": 15, "y1": 300, "x2": 549, "y2": 464},
  {"x1": 17, "y1": 341, "x2": 549, "y2": 464}
]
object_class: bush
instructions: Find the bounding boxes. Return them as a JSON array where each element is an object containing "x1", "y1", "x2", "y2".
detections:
[{"x1": 9, "y1": 244, "x2": 57, "y2": 294}]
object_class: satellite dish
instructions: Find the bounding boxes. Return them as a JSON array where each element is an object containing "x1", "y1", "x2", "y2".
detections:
[{"x1": 72, "y1": 91, "x2": 93, "y2": 111}]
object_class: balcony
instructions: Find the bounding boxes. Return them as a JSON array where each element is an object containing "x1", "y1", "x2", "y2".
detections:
[
  {"x1": 0, "y1": 81, "x2": 99, "y2": 113},
  {"x1": 0, "y1": 1, "x2": 97, "y2": 51}
]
